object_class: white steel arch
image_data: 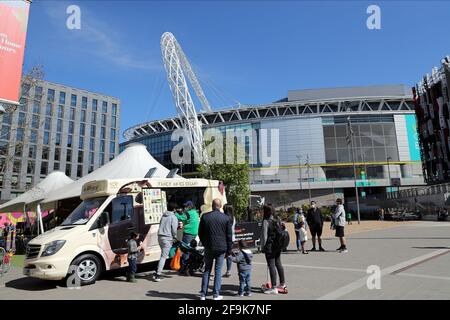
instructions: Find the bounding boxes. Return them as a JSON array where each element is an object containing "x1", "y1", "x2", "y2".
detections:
[{"x1": 161, "y1": 32, "x2": 210, "y2": 161}]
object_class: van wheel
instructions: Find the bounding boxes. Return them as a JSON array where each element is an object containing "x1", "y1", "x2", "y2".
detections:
[{"x1": 69, "y1": 254, "x2": 102, "y2": 286}]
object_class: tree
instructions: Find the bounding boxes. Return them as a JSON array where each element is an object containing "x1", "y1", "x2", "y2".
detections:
[{"x1": 197, "y1": 138, "x2": 250, "y2": 221}]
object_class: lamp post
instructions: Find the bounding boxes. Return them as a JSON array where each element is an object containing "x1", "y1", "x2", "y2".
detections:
[
  {"x1": 387, "y1": 156, "x2": 392, "y2": 194},
  {"x1": 347, "y1": 116, "x2": 361, "y2": 224},
  {"x1": 306, "y1": 154, "x2": 312, "y2": 203},
  {"x1": 296, "y1": 155, "x2": 303, "y2": 199}
]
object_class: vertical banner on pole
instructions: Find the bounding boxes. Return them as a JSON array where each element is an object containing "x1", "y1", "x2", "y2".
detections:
[{"x1": 0, "y1": 0, "x2": 31, "y2": 105}]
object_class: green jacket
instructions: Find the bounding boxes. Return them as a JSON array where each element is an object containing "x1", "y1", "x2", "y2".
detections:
[{"x1": 176, "y1": 208, "x2": 200, "y2": 236}]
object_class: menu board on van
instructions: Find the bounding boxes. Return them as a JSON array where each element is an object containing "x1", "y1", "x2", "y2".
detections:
[{"x1": 143, "y1": 189, "x2": 166, "y2": 224}]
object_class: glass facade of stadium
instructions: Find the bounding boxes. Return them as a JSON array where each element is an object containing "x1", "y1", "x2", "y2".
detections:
[{"x1": 120, "y1": 85, "x2": 425, "y2": 210}]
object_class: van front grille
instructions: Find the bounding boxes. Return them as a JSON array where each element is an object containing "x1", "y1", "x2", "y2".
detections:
[{"x1": 26, "y1": 244, "x2": 41, "y2": 259}]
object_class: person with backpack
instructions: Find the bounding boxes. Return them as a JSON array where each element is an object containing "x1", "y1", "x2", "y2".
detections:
[
  {"x1": 306, "y1": 201, "x2": 325, "y2": 251},
  {"x1": 331, "y1": 198, "x2": 348, "y2": 253},
  {"x1": 260, "y1": 205, "x2": 286, "y2": 294},
  {"x1": 176, "y1": 200, "x2": 200, "y2": 274}
]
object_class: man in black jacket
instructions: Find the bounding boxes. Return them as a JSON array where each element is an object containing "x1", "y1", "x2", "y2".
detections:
[
  {"x1": 198, "y1": 198, "x2": 232, "y2": 300},
  {"x1": 306, "y1": 201, "x2": 325, "y2": 251}
]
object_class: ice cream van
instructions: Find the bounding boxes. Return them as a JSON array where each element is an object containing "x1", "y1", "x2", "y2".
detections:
[{"x1": 23, "y1": 178, "x2": 226, "y2": 285}]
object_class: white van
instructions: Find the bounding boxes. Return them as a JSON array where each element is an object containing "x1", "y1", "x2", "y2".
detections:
[{"x1": 23, "y1": 178, "x2": 226, "y2": 285}]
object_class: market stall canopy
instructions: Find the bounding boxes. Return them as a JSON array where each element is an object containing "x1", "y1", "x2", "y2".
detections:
[
  {"x1": 41, "y1": 143, "x2": 175, "y2": 204},
  {"x1": 0, "y1": 171, "x2": 74, "y2": 213}
]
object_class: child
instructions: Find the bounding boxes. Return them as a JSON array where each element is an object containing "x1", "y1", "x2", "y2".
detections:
[
  {"x1": 299, "y1": 221, "x2": 308, "y2": 254},
  {"x1": 126, "y1": 231, "x2": 142, "y2": 283},
  {"x1": 230, "y1": 240, "x2": 253, "y2": 297},
  {"x1": 347, "y1": 211, "x2": 352, "y2": 225}
]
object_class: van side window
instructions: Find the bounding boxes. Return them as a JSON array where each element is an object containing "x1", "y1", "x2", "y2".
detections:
[{"x1": 110, "y1": 195, "x2": 134, "y2": 224}]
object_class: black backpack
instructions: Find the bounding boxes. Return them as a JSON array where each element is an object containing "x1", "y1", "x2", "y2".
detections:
[{"x1": 270, "y1": 220, "x2": 286, "y2": 251}]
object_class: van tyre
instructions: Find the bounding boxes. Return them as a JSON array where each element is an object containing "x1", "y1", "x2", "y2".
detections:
[{"x1": 69, "y1": 254, "x2": 102, "y2": 286}]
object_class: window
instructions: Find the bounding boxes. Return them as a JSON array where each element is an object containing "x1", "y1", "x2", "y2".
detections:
[
  {"x1": 33, "y1": 102, "x2": 40, "y2": 114},
  {"x1": 101, "y1": 127, "x2": 106, "y2": 139},
  {"x1": 54, "y1": 148, "x2": 61, "y2": 161},
  {"x1": 69, "y1": 121, "x2": 74, "y2": 134},
  {"x1": 57, "y1": 119, "x2": 62, "y2": 132},
  {"x1": 100, "y1": 153, "x2": 105, "y2": 165},
  {"x1": 34, "y1": 86, "x2": 43, "y2": 98},
  {"x1": 45, "y1": 117, "x2": 51, "y2": 131},
  {"x1": 102, "y1": 101, "x2": 107, "y2": 113},
  {"x1": 82, "y1": 96, "x2": 87, "y2": 109},
  {"x1": 16, "y1": 128, "x2": 24, "y2": 142},
  {"x1": 41, "y1": 161, "x2": 48, "y2": 175},
  {"x1": 110, "y1": 142, "x2": 116, "y2": 154},
  {"x1": 0, "y1": 126, "x2": 9, "y2": 140},
  {"x1": 43, "y1": 131, "x2": 50, "y2": 145},
  {"x1": 79, "y1": 123, "x2": 85, "y2": 136},
  {"x1": 21, "y1": 83, "x2": 31, "y2": 96},
  {"x1": 71, "y1": 94, "x2": 77, "y2": 107},
  {"x1": 32, "y1": 115, "x2": 39, "y2": 128},
  {"x1": 101, "y1": 114, "x2": 106, "y2": 126},
  {"x1": 91, "y1": 112, "x2": 97, "y2": 124},
  {"x1": 0, "y1": 141, "x2": 7, "y2": 155},
  {"x1": 54, "y1": 162, "x2": 60, "y2": 170},
  {"x1": 90, "y1": 138, "x2": 95, "y2": 151},
  {"x1": 46, "y1": 103, "x2": 52, "y2": 116},
  {"x1": 19, "y1": 99, "x2": 28, "y2": 112},
  {"x1": 59, "y1": 92, "x2": 66, "y2": 104},
  {"x1": 67, "y1": 135, "x2": 73, "y2": 148},
  {"x1": 111, "y1": 116, "x2": 117, "y2": 128},
  {"x1": 11, "y1": 175, "x2": 18, "y2": 188},
  {"x1": 42, "y1": 146, "x2": 49, "y2": 160},
  {"x1": 112, "y1": 103, "x2": 117, "y2": 116},
  {"x1": 79, "y1": 136, "x2": 84, "y2": 149},
  {"x1": 30, "y1": 130, "x2": 37, "y2": 143},
  {"x1": 100, "y1": 140, "x2": 105, "y2": 152},
  {"x1": 78, "y1": 150, "x2": 84, "y2": 163},
  {"x1": 89, "y1": 152, "x2": 94, "y2": 165},
  {"x1": 77, "y1": 165, "x2": 83, "y2": 177},
  {"x1": 58, "y1": 105, "x2": 64, "y2": 118},
  {"x1": 28, "y1": 145, "x2": 36, "y2": 158},
  {"x1": 70, "y1": 108, "x2": 75, "y2": 120},
  {"x1": 90, "y1": 125, "x2": 96, "y2": 137},
  {"x1": 65, "y1": 164, "x2": 71, "y2": 176},
  {"x1": 15, "y1": 144, "x2": 22, "y2": 157},
  {"x1": 56, "y1": 133, "x2": 61, "y2": 146},
  {"x1": 18, "y1": 112, "x2": 26, "y2": 126},
  {"x1": 2, "y1": 113, "x2": 11, "y2": 125},
  {"x1": 110, "y1": 129, "x2": 116, "y2": 141},
  {"x1": 81, "y1": 110, "x2": 86, "y2": 122},
  {"x1": 27, "y1": 161, "x2": 35, "y2": 174},
  {"x1": 109, "y1": 195, "x2": 134, "y2": 224},
  {"x1": 47, "y1": 89, "x2": 55, "y2": 102},
  {"x1": 66, "y1": 149, "x2": 72, "y2": 162},
  {"x1": 92, "y1": 99, "x2": 98, "y2": 111},
  {"x1": 13, "y1": 159, "x2": 21, "y2": 173}
]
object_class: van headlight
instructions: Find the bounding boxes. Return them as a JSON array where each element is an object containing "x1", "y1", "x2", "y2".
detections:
[{"x1": 41, "y1": 240, "x2": 66, "y2": 257}]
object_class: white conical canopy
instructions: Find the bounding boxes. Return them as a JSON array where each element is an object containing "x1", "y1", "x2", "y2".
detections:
[
  {"x1": 41, "y1": 143, "x2": 175, "y2": 204},
  {"x1": 0, "y1": 171, "x2": 73, "y2": 213}
]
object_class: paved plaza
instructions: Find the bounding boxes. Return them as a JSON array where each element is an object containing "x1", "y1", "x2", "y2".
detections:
[{"x1": 2, "y1": 221, "x2": 450, "y2": 300}]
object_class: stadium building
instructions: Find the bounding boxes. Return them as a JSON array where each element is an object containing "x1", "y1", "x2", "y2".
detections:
[{"x1": 120, "y1": 84, "x2": 425, "y2": 209}]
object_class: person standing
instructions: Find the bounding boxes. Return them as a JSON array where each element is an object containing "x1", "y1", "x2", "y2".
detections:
[
  {"x1": 332, "y1": 198, "x2": 348, "y2": 253},
  {"x1": 230, "y1": 240, "x2": 253, "y2": 297},
  {"x1": 126, "y1": 232, "x2": 143, "y2": 283},
  {"x1": 154, "y1": 203, "x2": 179, "y2": 282},
  {"x1": 260, "y1": 205, "x2": 286, "y2": 294},
  {"x1": 306, "y1": 201, "x2": 325, "y2": 251},
  {"x1": 176, "y1": 200, "x2": 200, "y2": 273},
  {"x1": 198, "y1": 198, "x2": 232, "y2": 300},
  {"x1": 223, "y1": 204, "x2": 236, "y2": 278},
  {"x1": 293, "y1": 208, "x2": 301, "y2": 251}
]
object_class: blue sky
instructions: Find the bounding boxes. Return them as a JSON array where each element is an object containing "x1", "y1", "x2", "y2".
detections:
[{"x1": 23, "y1": 0, "x2": 450, "y2": 142}]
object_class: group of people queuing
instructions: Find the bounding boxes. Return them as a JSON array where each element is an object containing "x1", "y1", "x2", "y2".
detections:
[{"x1": 125, "y1": 197, "x2": 350, "y2": 299}]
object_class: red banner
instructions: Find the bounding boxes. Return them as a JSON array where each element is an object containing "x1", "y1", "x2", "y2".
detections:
[{"x1": 0, "y1": 0, "x2": 30, "y2": 105}]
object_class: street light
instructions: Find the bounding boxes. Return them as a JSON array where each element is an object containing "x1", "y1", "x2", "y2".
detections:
[
  {"x1": 387, "y1": 156, "x2": 392, "y2": 194},
  {"x1": 306, "y1": 154, "x2": 312, "y2": 203},
  {"x1": 347, "y1": 116, "x2": 361, "y2": 224},
  {"x1": 296, "y1": 155, "x2": 303, "y2": 200}
]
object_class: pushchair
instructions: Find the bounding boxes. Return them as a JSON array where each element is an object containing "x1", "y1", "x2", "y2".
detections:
[{"x1": 174, "y1": 239, "x2": 205, "y2": 276}]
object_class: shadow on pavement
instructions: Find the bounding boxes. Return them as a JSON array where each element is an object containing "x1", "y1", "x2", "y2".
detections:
[
  {"x1": 5, "y1": 277, "x2": 59, "y2": 291},
  {"x1": 146, "y1": 290, "x2": 199, "y2": 300},
  {"x1": 412, "y1": 246, "x2": 450, "y2": 250}
]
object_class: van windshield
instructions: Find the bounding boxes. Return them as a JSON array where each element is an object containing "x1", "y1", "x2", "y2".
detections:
[{"x1": 61, "y1": 197, "x2": 108, "y2": 226}]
